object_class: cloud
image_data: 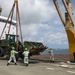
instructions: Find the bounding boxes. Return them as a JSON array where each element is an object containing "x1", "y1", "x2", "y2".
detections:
[
  {"x1": 21, "y1": 22, "x2": 68, "y2": 48},
  {"x1": 1, "y1": 0, "x2": 74, "y2": 48},
  {"x1": 19, "y1": 0, "x2": 56, "y2": 25},
  {"x1": 0, "y1": 0, "x2": 56, "y2": 24},
  {"x1": 42, "y1": 32, "x2": 68, "y2": 48},
  {"x1": 0, "y1": 22, "x2": 16, "y2": 39}
]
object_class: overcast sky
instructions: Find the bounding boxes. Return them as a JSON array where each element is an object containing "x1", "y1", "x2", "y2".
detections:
[{"x1": 0, "y1": 0, "x2": 75, "y2": 49}]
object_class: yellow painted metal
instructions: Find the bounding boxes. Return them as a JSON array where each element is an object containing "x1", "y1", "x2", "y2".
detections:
[
  {"x1": 62, "y1": 0, "x2": 74, "y2": 27},
  {"x1": 53, "y1": 0, "x2": 75, "y2": 60},
  {"x1": 53, "y1": 0, "x2": 65, "y2": 27},
  {"x1": 14, "y1": 0, "x2": 18, "y2": 3},
  {"x1": 64, "y1": 0, "x2": 75, "y2": 58},
  {"x1": 66, "y1": 29, "x2": 75, "y2": 54}
]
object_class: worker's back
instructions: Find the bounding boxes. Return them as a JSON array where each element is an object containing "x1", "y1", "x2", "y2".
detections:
[
  {"x1": 10, "y1": 50, "x2": 15, "y2": 57},
  {"x1": 50, "y1": 50, "x2": 54, "y2": 56},
  {"x1": 23, "y1": 51, "x2": 29, "y2": 57}
]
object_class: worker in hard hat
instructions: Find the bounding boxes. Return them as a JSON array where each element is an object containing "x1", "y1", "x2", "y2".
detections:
[
  {"x1": 22, "y1": 47, "x2": 29, "y2": 66},
  {"x1": 49, "y1": 48, "x2": 54, "y2": 63},
  {"x1": 7, "y1": 46, "x2": 18, "y2": 66}
]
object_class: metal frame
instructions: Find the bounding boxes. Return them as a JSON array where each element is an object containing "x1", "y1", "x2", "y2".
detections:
[{"x1": 0, "y1": 0, "x2": 23, "y2": 50}]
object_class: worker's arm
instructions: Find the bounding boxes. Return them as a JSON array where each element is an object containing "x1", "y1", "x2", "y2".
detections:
[
  {"x1": 14, "y1": 51, "x2": 18, "y2": 54},
  {"x1": 22, "y1": 52, "x2": 24, "y2": 55}
]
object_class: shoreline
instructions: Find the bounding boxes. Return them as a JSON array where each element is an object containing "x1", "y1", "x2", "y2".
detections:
[{"x1": 30, "y1": 54, "x2": 73, "y2": 61}]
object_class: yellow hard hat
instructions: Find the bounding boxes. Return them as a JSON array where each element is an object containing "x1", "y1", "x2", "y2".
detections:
[
  {"x1": 12, "y1": 47, "x2": 15, "y2": 50},
  {"x1": 25, "y1": 48, "x2": 28, "y2": 51}
]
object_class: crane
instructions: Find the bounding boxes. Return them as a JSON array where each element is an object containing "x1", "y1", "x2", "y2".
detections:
[
  {"x1": 0, "y1": 0, "x2": 23, "y2": 50},
  {"x1": 53, "y1": 0, "x2": 75, "y2": 60}
]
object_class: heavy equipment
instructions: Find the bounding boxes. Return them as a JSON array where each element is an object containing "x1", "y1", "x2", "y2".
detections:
[
  {"x1": 0, "y1": 0, "x2": 47, "y2": 59},
  {"x1": 0, "y1": 33, "x2": 47, "y2": 59},
  {"x1": 53, "y1": 0, "x2": 75, "y2": 60}
]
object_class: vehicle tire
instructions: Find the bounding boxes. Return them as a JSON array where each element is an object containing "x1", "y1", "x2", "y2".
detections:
[
  {"x1": 73, "y1": 52, "x2": 75, "y2": 60},
  {"x1": 15, "y1": 53, "x2": 19, "y2": 61},
  {"x1": 19, "y1": 52, "x2": 24, "y2": 60},
  {"x1": 0, "y1": 47, "x2": 5, "y2": 57}
]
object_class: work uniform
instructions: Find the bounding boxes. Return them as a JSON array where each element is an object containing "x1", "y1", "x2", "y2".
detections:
[
  {"x1": 23, "y1": 48, "x2": 29, "y2": 66},
  {"x1": 7, "y1": 47, "x2": 18, "y2": 66},
  {"x1": 49, "y1": 49, "x2": 54, "y2": 62}
]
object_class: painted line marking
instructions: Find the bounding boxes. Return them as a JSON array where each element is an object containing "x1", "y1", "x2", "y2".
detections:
[
  {"x1": 60, "y1": 65, "x2": 68, "y2": 68},
  {"x1": 55, "y1": 64, "x2": 60, "y2": 66},
  {"x1": 67, "y1": 71, "x2": 75, "y2": 74},
  {"x1": 40, "y1": 66, "x2": 47, "y2": 67},
  {"x1": 40, "y1": 66, "x2": 54, "y2": 70},
  {"x1": 46, "y1": 68, "x2": 54, "y2": 70}
]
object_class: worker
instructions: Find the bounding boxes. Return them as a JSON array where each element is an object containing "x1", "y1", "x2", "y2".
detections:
[
  {"x1": 22, "y1": 46, "x2": 29, "y2": 66},
  {"x1": 7, "y1": 46, "x2": 18, "y2": 66},
  {"x1": 49, "y1": 48, "x2": 54, "y2": 63}
]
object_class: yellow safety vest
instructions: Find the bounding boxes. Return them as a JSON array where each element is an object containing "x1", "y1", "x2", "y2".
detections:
[{"x1": 10, "y1": 51, "x2": 14, "y2": 56}]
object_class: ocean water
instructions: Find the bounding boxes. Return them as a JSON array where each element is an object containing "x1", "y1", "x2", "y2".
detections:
[{"x1": 40, "y1": 49, "x2": 69, "y2": 55}]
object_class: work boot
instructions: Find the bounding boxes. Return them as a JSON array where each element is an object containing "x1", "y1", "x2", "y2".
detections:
[
  {"x1": 50, "y1": 60, "x2": 52, "y2": 63},
  {"x1": 52, "y1": 61, "x2": 55, "y2": 63},
  {"x1": 7, "y1": 63, "x2": 9, "y2": 66},
  {"x1": 26, "y1": 63, "x2": 28, "y2": 66},
  {"x1": 14, "y1": 63, "x2": 17, "y2": 65}
]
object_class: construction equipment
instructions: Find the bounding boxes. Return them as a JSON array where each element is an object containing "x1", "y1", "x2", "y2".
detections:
[
  {"x1": 53, "y1": 0, "x2": 75, "y2": 60},
  {"x1": 0, "y1": 33, "x2": 47, "y2": 59},
  {"x1": 0, "y1": 0, "x2": 47, "y2": 59}
]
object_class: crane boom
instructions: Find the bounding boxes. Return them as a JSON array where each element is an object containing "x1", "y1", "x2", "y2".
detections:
[
  {"x1": 53, "y1": 0, "x2": 65, "y2": 27},
  {"x1": 53, "y1": 0, "x2": 75, "y2": 60},
  {"x1": 62, "y1": 0, "x2": 74, "y2": 27}
]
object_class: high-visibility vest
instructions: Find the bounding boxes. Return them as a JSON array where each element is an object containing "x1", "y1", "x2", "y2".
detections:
[{"x1": 10, "y1": 50, "x2": 14, "y2": 56}]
